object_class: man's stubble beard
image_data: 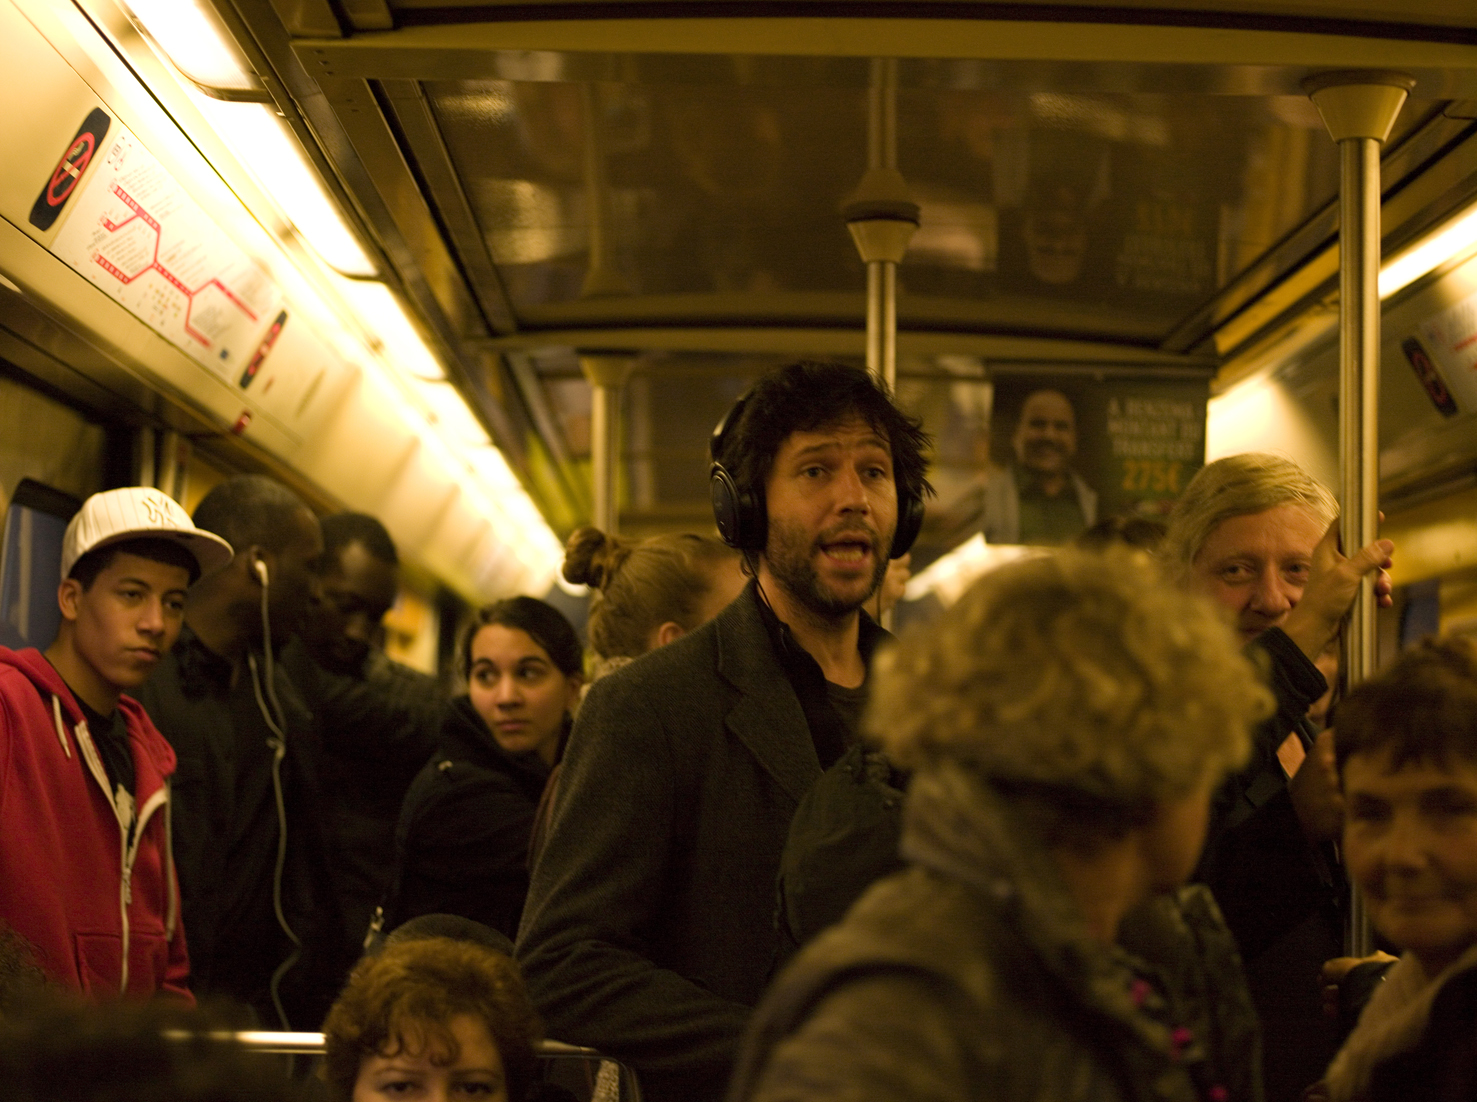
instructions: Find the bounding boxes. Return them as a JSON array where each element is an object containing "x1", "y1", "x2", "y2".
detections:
[{"x1": 764, "y1": 516, "x2": 889, "y2": 622}]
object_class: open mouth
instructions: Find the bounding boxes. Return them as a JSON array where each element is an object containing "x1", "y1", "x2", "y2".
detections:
[{"x1": 820, "y1": 538, "x2": 873, "y2": 565}]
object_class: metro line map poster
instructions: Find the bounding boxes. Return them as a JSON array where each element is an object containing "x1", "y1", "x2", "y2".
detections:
[{"x1": 47, "y1": 120, "x2": 285, "y2": 385}]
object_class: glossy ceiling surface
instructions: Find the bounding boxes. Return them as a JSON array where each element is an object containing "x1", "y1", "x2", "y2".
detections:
[
  {"x1": 428, "y1": 78, "x2": 1436, "y2": 341},
  {"x1": 219, "y1": 0, "x2": 1477, "y2": 542}
]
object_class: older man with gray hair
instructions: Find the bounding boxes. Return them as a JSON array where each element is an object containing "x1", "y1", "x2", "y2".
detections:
[{"x1": 1164, "y1": 452, "x2": 1393, "y2": 1102}]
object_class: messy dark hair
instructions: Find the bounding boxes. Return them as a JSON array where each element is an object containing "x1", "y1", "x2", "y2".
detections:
[
  {"x1": 717, "y1": 361, "x2": 932, "y2": 505},
  {"x1": 1335, "y1": 635, "x2": 1477, "y2": 778}
]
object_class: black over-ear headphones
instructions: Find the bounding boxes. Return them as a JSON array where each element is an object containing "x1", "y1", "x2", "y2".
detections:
[{"x1": 709, "y1": 391, "x2": 925, "y2": 559}]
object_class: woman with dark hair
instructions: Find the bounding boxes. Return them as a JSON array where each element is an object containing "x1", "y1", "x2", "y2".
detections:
[
  {"x1": 378, "y1": 598, "x2": 582, "y2": 940},
  {"x1": 322, "y1": 937, "x2": 541, "y2": 1102}
]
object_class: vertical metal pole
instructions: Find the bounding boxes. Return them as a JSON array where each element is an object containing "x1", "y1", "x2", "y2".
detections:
[
  {"x1": 136, "y1": 427, "x2": 157, "y2": 489},
  {"x1": 590, "y1": 385, "x2": 618, "y2": 533},
  {"x1": 580, "y1": 354, "x2": 634, "y2": 535},
  {"x1": 1307, "y1": 70, "x2": 1413, "y2": 959},
  {"x1": 1339, "y1": 135, "x2": 1381, "y2": 957},
  {"x1": 866, "y1": 59, "x2": 898, "y2": 392}
]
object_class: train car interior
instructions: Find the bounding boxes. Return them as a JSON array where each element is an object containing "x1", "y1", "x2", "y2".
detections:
[
  {"x1": 5, "y1": 0, "x2": 1477, "y2": 1091},
  {"x1": 2, "y1": 0, "x2": 1477, "y2": 656}
]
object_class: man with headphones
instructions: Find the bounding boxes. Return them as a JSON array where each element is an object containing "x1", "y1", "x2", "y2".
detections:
[
  {"x1": 516, "y1": 361, "x2": 930, "y2": 1102},
  {"x1": 138, "y1": 475, "x2": 348, "y2": 1029}
]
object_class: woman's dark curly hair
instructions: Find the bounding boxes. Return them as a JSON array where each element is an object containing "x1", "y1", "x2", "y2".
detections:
[{"x1": 321, "y1": 938, "x2": 541, "y2": 1102}]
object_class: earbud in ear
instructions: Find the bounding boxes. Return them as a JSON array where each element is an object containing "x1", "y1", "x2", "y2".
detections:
[{"x1": 253, "y1": 558, "x2": 269, "y2": 586}]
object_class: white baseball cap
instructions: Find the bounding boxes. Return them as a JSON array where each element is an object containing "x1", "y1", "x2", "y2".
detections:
[{"x1": 60, "y1": 487, "x2": 235, "y2": 582}]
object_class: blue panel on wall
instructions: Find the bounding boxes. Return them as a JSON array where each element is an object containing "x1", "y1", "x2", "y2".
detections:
[{"x1": 0, "y1": 479, "x2": 80, "y2": 650}]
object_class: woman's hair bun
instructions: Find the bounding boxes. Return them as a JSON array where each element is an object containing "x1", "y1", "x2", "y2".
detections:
[{"x1": 562, "y1": 526, "x2": 630, "y2": 590}]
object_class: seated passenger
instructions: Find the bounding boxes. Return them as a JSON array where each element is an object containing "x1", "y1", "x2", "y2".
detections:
[
  {"x1": 1164, "y1": 454, "x2": 1392, "y2": 1102},
  {"x1": 322, "y1": 937, "x2": 541, "y2": 1102},
  {"x1": 282, "y1": 512, "x2": 442, "y2": 956},
  {"x1": 0, "y1": 487, "x2": 231, "y2": 1000},
  {"x1": 728, "y1": 548, "x2": 1271, "y2": 1102},
  {"x1": 1319, "y1": 637, "x2": 1477, "y2": 1102},
  {"x1": 381, "y1": 598, "x2": 581, "y2": 940}
]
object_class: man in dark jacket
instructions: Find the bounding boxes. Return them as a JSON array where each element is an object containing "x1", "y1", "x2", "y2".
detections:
[
  {"x1": 281, "y1": 512, "x2": 441, "y2": 955},
  {"x1": 139, "y1": 475, "x2": 347, "y2": 1029},
  {"x1": 1163, "y1": 453, "x2": 1394, "y2": 1102},
  {"x1": 515, "y1": 361, "x2": 930, "y2": 1102}
]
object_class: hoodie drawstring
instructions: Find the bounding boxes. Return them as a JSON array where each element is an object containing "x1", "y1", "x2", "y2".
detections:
[{"x1": 50, "y1": 694, "x2": 72, "y2": 759}]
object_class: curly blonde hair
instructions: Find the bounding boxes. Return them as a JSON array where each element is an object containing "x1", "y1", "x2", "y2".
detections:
[{"x1": 869, "y1": 548, "x2": 1271, "y2": 814}]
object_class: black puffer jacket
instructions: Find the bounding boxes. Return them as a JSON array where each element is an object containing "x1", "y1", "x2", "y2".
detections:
[{"x1": 383, "y1": 696, "x2": 551, "y2": 939}]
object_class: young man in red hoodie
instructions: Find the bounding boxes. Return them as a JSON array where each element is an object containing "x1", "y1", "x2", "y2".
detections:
[{"x1": 0, "y1": 486, "x2": 232, "y2": 999}]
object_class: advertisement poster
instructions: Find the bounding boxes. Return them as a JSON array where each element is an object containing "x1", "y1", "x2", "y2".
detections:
[{"x1": 982, "y1": 373, "x2": 1209, "y2": 546}]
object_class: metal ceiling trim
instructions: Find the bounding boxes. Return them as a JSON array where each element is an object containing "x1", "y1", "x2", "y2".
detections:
[
  {"x1": 1161, "y1": 107, "x2": 1477, "y2": 353},
  {"x1": 497, "y1": 290, "x2": 1183, "y2": 342},
  {"x1": 467, "y1": 325, "x2": 1214, "y2": 366},
  {"x1": 292, "y1": 18, "x2": 1477, "y2": 94},
  {"x1": 1208, "y1": 120, "x2": 1477, "y2": 367},
  {"x1": 377, "y1": 78, "x2": 520, "y2": 334}
]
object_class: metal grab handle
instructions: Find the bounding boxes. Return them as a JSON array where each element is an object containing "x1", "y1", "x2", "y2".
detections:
[
  {"x1": 167, "y1": 1031, "x2": 608, "y2": 1058},
  {"x1": 165, "y1": 1033, "x2": 643, "y2": 1101}
]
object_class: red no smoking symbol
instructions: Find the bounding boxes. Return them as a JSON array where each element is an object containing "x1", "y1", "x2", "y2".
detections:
[{"x1": 47, "y1": 133, "x2": 96, "y2": 208}]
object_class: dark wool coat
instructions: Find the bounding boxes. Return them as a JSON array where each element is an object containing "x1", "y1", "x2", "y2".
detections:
[
  {"x1": 515, "y1": 584, "x2": 828, "y2": 1102},
  {"x1": 729, "y1": 764, "x2": 1264, "y2": 1102},
  {"x1": 1196, "y1": 627, "x2": 1343, "y2": 1101},
  {"x1": 385, "y1": 695, "x2": 549, "y2": 940}
]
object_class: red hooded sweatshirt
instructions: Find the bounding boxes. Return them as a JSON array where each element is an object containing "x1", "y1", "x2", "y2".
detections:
[{"x1": 0, "y1": 646, "x2": 190, "y2": 1000}]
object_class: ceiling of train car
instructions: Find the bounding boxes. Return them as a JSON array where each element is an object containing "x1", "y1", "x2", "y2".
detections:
[{"x1": 212, "y1": 0, "x2": 1477, "y2": 544}]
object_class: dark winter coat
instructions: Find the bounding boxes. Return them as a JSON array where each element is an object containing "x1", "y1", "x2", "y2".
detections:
[
  {"x1": 384, "y1": 695, "x2": 550, "y2": 940},
  {"x1": 516, "y1": 584, "x2": 886, "y2": 1102},
  {"x1": 730, "y1": 763, "x2": 1264, "y2": 1102},
  {"x1": 137, "y1": 625, "x2": 347, "y2": 1028},
  {"x1": 1195, "y1": 627, "x2": 1344, "y2": 1100}
]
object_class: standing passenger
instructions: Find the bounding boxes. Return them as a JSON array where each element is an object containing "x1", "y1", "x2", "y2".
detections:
[
  {"x1": 1321, "y1": 637, "x2": 1477, "y2": 1101},
  {"x1": 138, "y1": 475, "x2": 345, "y2": 1028},
  {"x1": 562, "y1": 527, "x2": 745, "y2": 682},
  {"x1": 0, "y1": 487, "x2": 231, "y2": 1000},
  {"x1": 282, "y1": 513, "x2": 442, "y2": 955},
  {"x1": 515, "y1": 361, "x2": 930, "y2": 1102},
  {"x1": 382, "y1": 598, "x2": 582, "y2": 941},
  {"x1": 729, "y1": 549, "x2": 1270, "y2": 1102},
  {"x1": 1164, "y1": 453, "x2": 1393, "y2": 1102}
]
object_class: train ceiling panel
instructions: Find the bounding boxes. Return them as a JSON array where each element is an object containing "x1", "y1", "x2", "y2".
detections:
[{"x1": 207, "y1": 0, "x2": 1477, "y2": 536}]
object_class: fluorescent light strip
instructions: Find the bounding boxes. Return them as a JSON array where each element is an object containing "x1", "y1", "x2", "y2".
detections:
[
  {"x1": 124, "y1": 0, "x2": 260, "y2": 92},
  {"x1": 334, "y1": 281, "x2": 446, "y2": 381},
  {"x1": 191, "y1": 98, "x2": 376, "y2": 277},
  {"x1": 1381, "y1": 201, "x2": 1477, "y2": 300}
]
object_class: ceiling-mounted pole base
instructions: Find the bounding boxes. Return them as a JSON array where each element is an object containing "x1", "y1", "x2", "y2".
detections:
[
  {"x1": 578, "y1": 352, "x2": 635, "y2": 389},
  {"x1": 1303, "y1": 70, "x2": 1415, "y2": 143}
]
